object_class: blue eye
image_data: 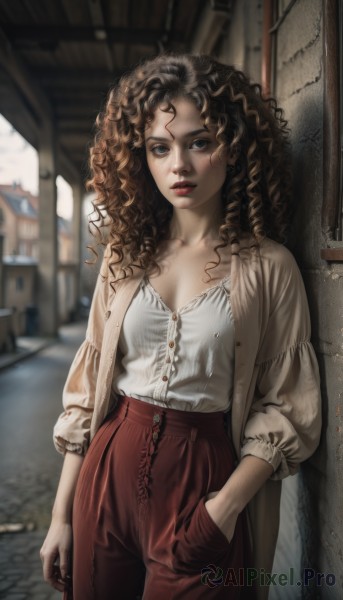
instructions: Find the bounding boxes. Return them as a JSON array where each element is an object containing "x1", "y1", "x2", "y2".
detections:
[
  {"x1": 191, "y1": 139, "x2": 210, "y2": 150},
  {"x1": 151, "y1": 144, "x2": 168, "y2": 156}
]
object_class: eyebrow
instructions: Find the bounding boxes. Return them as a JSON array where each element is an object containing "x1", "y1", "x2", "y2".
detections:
[{"x1": 145, "y1": 128, "x2": 210, "y2": 143}]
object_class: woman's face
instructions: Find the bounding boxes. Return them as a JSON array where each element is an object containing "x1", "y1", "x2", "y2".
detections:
[{"x1": 144, "y1": 98, "x2": 228, "y2": 215}]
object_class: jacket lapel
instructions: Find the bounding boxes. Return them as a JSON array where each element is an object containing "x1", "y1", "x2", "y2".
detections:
[{"x1": 90, "y1": 269, "x2": 145, "y2": 439}]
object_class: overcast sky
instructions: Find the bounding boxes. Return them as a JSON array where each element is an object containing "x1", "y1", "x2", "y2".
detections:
[{"x1": 0, "y1": 114, "x2": 73, "y2": 220}]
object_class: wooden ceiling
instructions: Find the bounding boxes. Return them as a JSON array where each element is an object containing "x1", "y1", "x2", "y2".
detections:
[{"x1": 0, "y1": 0, "x2": 232, "y2": 185}]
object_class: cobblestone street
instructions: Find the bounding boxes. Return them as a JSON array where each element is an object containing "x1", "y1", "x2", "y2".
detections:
[{"x1": 0, "y1": 322, "x2": 86, "y2": 599}]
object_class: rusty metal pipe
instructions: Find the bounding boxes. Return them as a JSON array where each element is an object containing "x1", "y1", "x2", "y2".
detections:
[{"x1": 261, "y1": 0, "x2": 273, "y2": 97}]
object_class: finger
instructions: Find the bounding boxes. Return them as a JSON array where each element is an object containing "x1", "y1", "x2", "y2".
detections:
[
  {"x1": 42, "y1": 550, "x2": 60, "y2": 584},
  {"x1": 59, "y1": 549, "x2": 71, "y2": 580},
  {"x1": 42, "y1": 560, "x2": 65, "y2": 592},
  {"x1": 48, "y1": 566, "x2": 66, "y2": 592}
]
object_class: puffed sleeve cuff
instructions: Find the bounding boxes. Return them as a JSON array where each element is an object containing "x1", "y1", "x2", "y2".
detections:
[
  {"x1": 53, "y1": 437, "x2": 88, "y2": 457},
  {"x1": 53, "y1": 338, "x2": 101, "y2": 456},
  {"x1": 240, "y1": 439, "x2": 298, "y2": 480},
  {"x1": 240, "y1": 340, "x2": 321, "y2": 481}
]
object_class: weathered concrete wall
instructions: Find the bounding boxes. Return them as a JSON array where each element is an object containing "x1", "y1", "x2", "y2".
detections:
[
  {"x1": 218, "y1": 0, "x2": 342, "y2": 597},
  {"x1": 275, "y1": 1, "x2": 342, "y2": 597}
]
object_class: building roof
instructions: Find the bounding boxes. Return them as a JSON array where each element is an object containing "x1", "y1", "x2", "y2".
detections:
[
  {"x1": 58, "y1": 215, "x2": 72, "y2": 235},
  {"x1": 0, "y1": 190, "x2": 37, "y2": 219}
]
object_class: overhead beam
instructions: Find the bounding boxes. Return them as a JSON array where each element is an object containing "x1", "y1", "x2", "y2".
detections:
[
  {"x1": 0, "y1": 82, "x2": 39, "y2": 148},
  {"x1": 58, "y1": 125, "x2": 94, "y2": 135},
  {"x1": 0, "y1": 27, "x2": 51, "y2": 124},
  {"x1": 49, "y1": 90, "x2": 103, "y2": 102},
  {"x1": 55, "y1": 104, "x2": 99, "y2": 117},
  {"x1": 59, "y1": 132, "x2": 92, "y2": 147},
  {"x1": 0, "y1": 26, "x2": 81, "y2": 185},
  {"x1": 57, "y1": 117, "x2": 96, "y2": 129},
  {"x1": 29, "y1": 67, "x2": 120, "y2": 89},
  {"x1": 191, "y1": 0, "x2": 233, "y2": 54},
  {"x1": 1, "y1": 25, "x2": 181, "y2": 45},
  {"x1": 87, "y1": 0, "x2": 114, "y2": 71},
  {"x1": 61, "y1": 0, "x2": 89, "y2": 26}
]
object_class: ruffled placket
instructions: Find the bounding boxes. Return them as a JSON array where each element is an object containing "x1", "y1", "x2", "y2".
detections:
[{"x1": 137, "y1": 410, "x2": 165, "y2": 505}]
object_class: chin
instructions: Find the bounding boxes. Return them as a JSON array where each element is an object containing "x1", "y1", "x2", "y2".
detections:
[{"x1": 170, "y1": 200, "x2": 197, "y2": 209}]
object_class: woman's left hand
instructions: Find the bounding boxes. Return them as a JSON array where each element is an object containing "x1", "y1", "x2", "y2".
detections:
[{"x1": 204, "y1": 490, "x2": 238, "y2": 543}]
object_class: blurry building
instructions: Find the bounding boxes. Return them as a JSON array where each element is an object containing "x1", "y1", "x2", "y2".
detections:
[
  {"x1": 0, "y1": 183, "x2": 75, "y2": 334},
  {"x1": 0, "y1": 183, "x2": 38, "y2": 258}
]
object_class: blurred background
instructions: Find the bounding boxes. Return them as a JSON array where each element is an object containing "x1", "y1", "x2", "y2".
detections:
[{"x1": 0, "y1": 1, "x2": 342, "y2": 598}]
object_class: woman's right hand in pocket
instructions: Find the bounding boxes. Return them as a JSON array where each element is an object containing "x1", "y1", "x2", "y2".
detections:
[{"x1": 40, "y1": 518, "x2": 73, "y2": 592}]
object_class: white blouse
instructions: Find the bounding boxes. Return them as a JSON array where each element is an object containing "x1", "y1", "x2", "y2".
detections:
[{"x1": 113, "y1": 275, "x2": 235, "y2": 412}]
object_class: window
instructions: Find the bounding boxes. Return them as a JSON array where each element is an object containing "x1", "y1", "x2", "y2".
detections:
[{"x1": 16, "y1": 276, "x2": 24, "y2": 291}]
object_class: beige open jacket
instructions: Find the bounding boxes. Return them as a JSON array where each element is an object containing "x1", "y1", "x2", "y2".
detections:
[{"x1": 53, "y1": 235, "x2": 321, "y2": 598}]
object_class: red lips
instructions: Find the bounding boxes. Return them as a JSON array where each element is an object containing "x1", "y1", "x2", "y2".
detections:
[{"x1": 171, "y1": 181, "x2": 196, "y2": 189}]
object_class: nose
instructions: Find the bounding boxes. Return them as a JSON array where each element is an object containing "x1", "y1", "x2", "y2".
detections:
[{"x1": 171, "y1": 147, "x2": 191, "y2": 174}]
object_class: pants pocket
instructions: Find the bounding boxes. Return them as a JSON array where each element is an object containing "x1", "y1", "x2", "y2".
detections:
[
  {"x1": 88, "y1": 410, "x2": 124, "y2": 453},
  {"x1": 74, "y1": 412, "x2": 124, "y2": 501},
  {"x1": 170, "y1": 496, "x2": 232, "y2": 574}
]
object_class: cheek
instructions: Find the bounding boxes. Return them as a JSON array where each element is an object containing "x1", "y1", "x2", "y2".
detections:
[
  {"x1": 200, "y1": 154, "x2": 224, "y2": 173},
  {"x1": 146, "y1": 154, "x2": 153, "y2": 173},
  {"x1": 202, "y1": 160, "x2": 227, "y2": 183},
  {"x1": 146, "y1": 158, "x2": 160, "y2": 182}
]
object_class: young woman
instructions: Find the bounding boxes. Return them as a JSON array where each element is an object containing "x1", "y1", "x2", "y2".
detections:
[{"x1": 40, "y1": 54, "x2": 321, "y2": 600}]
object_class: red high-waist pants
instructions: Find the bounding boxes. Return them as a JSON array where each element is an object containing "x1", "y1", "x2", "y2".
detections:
[{"x1": 67, "y1": 395, "x2": 254, "y2": 599}]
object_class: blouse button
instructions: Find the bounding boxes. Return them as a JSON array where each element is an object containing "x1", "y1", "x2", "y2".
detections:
[
  {"x1": 162, "y1": 375, "x2": 168, "y2": 382},
  {"x1": 172, "y1": 312, "x2": 177, "y2": 321},
  {"x1": 168, "y1": 341, "x2": 175, "y2": 348},
  {"x1": 105, "y1": 310, "x2": 111, "y2": 320}
]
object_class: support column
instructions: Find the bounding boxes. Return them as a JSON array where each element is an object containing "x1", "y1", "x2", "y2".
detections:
[
  {"x1": 38, "y1": 121, "x2": 58, "y2": 336},
  {"x1": 71, "y1": 181, "x2": 83, "y2": 315},
  {"x1": 0, "y1": 233, "x2": 4, "y2": 307}
]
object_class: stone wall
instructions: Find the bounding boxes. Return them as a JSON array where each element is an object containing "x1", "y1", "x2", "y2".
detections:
[{"x1": 217, "y1": 0, "x2": 342, "y2": 597}]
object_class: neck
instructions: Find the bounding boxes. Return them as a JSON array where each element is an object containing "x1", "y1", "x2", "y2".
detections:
[{"x1": 169, "y1": 206, "x2": 223, "y2": 246}]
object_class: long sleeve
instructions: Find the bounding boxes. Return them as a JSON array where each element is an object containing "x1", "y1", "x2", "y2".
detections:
[
  {"x1": 53, "y1": 247, "x2": 111, "y2": 456},
  {"x1": 240, "y1": 245, "x2": 322, "y2": 480}
]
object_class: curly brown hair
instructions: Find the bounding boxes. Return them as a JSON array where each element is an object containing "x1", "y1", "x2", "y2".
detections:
[{"x1": 87, "y1": 53, "x2": 292, "y2": 283}]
